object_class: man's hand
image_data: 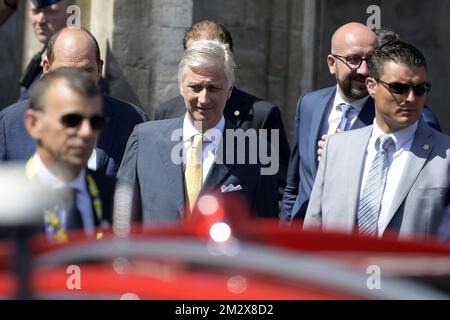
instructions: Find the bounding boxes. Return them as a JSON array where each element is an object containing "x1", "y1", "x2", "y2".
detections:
[
  {"x1": 317, "y1": 129, "x2": 342, "y2": 161},
  {"x1": 317, "y1": 134, "x2": 329, "y2": 161}
]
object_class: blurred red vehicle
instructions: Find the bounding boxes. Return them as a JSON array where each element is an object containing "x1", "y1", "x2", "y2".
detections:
[
  {"x1": 0, "y1": 218, "x2": 448, "y2": 300},
  {"x1": 0, "y1": 169, "x2": 449, "y2": 300}
]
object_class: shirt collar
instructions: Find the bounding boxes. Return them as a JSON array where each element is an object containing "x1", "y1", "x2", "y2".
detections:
[
  {"x1": 333, "y1": 84, "x2": 369, "y2": 113},
  {"x1": 34, "y1": 153, "x2": 87, "y2": 192},
  {"x1": 371, "y1": 120, "x2": 418, "y2": 151},
  {"x1": 70, "y1": 168, "x2": 88, "y2": 193},
  {"x1": 183, "y1": 114, "x2": 225, "y2": 148}
]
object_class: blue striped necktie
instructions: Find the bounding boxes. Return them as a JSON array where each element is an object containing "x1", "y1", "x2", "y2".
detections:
[
  {"x1": 337, "y1": 103, "x2": 353, "y2": 132},
  {"x1": 357, "y1": 134, "x2": 394, "y2": 236}
]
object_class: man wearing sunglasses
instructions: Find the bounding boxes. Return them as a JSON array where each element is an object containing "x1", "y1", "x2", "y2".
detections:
[
  {"x1": 24, "y1": 67, "x2": 115, "y2": 239},
  {"x1": 0, "y1": 27, "x2": 149, "y2": 176},
  {"x1": 304, "y1": 40, "x2": 450, "y2": 240},
  {"x1": 281, "y1": 22, "x2": 440, "y2": 225}
]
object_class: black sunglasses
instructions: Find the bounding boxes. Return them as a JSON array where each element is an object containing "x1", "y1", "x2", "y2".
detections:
[
  {"x1": 60, "y1": 113, "x2": 107, "y2": 130},
  {"x1": 332, "y1": 54, "x2": 370, "y2": 69},
  {"x1": 375, "y1": 78, "x2": 432, "y2": 96}
]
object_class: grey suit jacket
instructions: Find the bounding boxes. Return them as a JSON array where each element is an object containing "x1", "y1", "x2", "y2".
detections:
[
  {"x1": 117, "y1": 116, "x2": 279, "y2": 223},
  {"x1": 304, "y1": 120, "x2": 450, "y2": 239},
  {"x1": 154, "y1": 88, "x2": 291, "y2": 202},
  {"x1": 282, "y1": 86, "x2": 441, "y2": 222}
]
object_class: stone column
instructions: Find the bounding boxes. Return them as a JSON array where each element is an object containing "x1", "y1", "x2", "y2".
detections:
[
  {"x1": 267, "y1": 0, "x2": 319, "y2": 138},
  {"x1": 193, "y1": 0, "x2": 272, "y2": 100},
  {"x1": 108, "y1": 0, "x2": 194, "y2": 116},
  {"x1": 104, "y1": 0, "x2": 320, "y2": 138},
  {"x1": 0, "y1": 0, "x2": 24, "y2": 107},
  {"x1": 89, "y1": 0, "x2": 114, "y2": 78}
]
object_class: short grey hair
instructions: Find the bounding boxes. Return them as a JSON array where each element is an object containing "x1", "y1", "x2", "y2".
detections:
[{"x1": 178, "y1": 39, "x2": 236, "y2": 87}]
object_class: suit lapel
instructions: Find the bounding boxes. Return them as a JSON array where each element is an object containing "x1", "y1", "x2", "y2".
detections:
[
  {"x1": 224, "y1": 88, "x2": 248, "y2": 128},
  {"x1": 155, "y1": 117, "x2": 185, "y2": 217},
  {"x1": 202, "y1": 120, "x2": 237, "y2": 194},
  {"x1": 351, "y1": 97, "x2": 375, "y2": 129},
  {"x1": 309, "y1": 87, "x2": 335, "y2": 173},
  {"x1": 382, "y1": 120, "x2": 434, "y2": 233}
]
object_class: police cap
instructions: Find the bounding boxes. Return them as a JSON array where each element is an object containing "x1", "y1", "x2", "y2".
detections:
[{"x1": 31, "y1": 0, "x2": 65, "y2": 9}]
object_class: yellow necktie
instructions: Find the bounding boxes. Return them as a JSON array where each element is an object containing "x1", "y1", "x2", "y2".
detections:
[{"x1": 185, "y1": 134, "x2": 204, "y2": 211}]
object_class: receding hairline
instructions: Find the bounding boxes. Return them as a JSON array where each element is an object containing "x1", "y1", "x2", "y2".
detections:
[
  {"x1": 47, "y1": 28, "x2": 101, "y2": 65},
  {"x1": 36, "y1": 79, "x2": 79, "y2": 110},
  {"x1": 29, "y1": 68, "x2": 102, "y2": 111},
  {"x1": 331, "y1": 22, "x2": 377, "y2": 53}
]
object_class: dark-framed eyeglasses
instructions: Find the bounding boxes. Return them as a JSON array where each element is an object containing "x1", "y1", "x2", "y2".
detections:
[
  {"x1": 375, "y1": 78, "x2": 432, "y2": 97},
  {"x1": 60, "y1": 113, "x2": 107, "y2": 130},
  {"x1": 332, "y1": 54, "x2": 370, "y2": 70}
]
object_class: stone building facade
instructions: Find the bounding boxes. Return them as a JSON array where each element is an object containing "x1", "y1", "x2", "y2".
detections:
[{"x1": 1, "y1": 0, "x2": 449, "y2": 137}]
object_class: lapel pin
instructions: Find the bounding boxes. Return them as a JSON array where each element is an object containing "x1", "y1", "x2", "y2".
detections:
[
  {"x1": 234, "y1": 110, "x2": 240, "y2": 117},
  {"x1": 423, "y1": 144, "x2": 430, "y2": 150}
]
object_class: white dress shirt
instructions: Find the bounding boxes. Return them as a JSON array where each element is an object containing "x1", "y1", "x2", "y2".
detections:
[
  {"x1": 359, "y1": 121, "x2": 418, "y2": 236},
  {"x1": 182, "y1": 115, "x2": 225, "y2": 183},
  {"x1": 33, "y1": 154, "x2": 95, "y2": 234},
  {"x1": 321, "y1": 85, "x2": 369, "y2": 136},
  {"x1": 87, "y1": 148, "x2": 97, "y2": 171}
]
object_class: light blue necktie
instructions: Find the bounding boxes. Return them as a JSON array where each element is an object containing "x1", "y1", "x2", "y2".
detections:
[
  {"x1": 337, "y1": 103, "x2": 353, "y2": 132},
  {"x1": 357, "y1": 134, "x2": 394, "y2": 236}
]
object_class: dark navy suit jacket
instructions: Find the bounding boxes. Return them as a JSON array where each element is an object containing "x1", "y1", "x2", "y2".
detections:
[
  {"x1": 281, "y1": 86, "x2": 442, "y2": 221},
  {"x1": 0, "y1": 95, "x2": 149, "y2": 176},
  {"x1": 154, "y1": 87, "x2": 291, "y2": 201}
]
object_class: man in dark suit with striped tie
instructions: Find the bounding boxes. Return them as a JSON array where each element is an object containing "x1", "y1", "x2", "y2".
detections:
[
  {"x1": 304, "y1": 40, "x2": 449, "y2": 240},
  {"x1": 281, "y1": 22, "x2": 441, "y2": 224}
]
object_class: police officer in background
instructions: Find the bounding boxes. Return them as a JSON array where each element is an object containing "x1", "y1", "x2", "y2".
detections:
[
  {"x1": 17, "y1": 0, "x2": 73, "y2": 101},
  {"x1": 0, "y1": 28, "x2": 149, "y2": 176}
]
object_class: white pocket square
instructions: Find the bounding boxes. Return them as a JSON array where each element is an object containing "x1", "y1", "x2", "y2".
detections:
[{"x1": 221, "y1": 184, "x2": 243, "y2": 193}]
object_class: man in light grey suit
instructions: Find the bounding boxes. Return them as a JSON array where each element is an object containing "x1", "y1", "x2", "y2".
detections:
[
  {"x1": 281, "y1": 23, "x2": 441, "y2": 224},
  {"x1": 305, "y1": 40, "x2": 450, "y2": 240},
  {"x1": 117, "y1": 40, "x2": 278, "y2": 224}
]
